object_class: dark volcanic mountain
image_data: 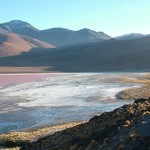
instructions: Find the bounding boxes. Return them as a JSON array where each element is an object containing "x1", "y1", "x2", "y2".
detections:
[
  {"x1": 0, "y1": 36, "x2": 150, "y2": 71},
  {"x1": 0, "y1": 20, "x2": 112, "y2": 47}
]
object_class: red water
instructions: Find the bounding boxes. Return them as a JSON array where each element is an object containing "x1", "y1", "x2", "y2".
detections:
[{"x1": 0, "y1": 73, "x2": 53, "y2": 86}]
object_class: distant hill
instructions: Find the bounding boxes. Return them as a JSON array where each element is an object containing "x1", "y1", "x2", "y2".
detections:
[
  {"x1": 116, "y1": 33, "x2": 145, "y2": 40},
  {"x1": 0, "y1": 20, "x2": 39, "y2": 35},
  {"x1": 0, "y1": 20, "x2": 112, "y2": 47},
  {"x1": 37, "y1": 28, "x2": 112, "y2": 47},
  {"x1": 0, "y1": 36, "x2": 150, "y2": 72},
  {"x1": 0, "y1": 32, "x2": 54, "y2": 57}
]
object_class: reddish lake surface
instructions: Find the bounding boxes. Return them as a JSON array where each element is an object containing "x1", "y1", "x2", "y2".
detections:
[{"x1": 0, "y1": 73, "x2": 53, "y2": 86}]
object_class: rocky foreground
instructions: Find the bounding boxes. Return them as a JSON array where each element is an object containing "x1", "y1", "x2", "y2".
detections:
[{"x1": 5, "y1": 98, "x2": 145, "y2": 150}]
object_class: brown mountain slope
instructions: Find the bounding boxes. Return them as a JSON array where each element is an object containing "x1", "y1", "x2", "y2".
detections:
[{"x1": 0, "y1": 32, "x2": 55, "y2": 57}]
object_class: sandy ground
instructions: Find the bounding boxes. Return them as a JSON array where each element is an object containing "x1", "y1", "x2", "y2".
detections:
[
  {"x1": 117, "y1": 73, "x2": 150, "y2": 99},
  {"x1": 0, "y1": 67, "x2": 54, "y2": 74}
]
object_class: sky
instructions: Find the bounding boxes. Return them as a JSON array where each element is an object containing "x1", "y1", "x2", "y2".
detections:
[{"x1": 1, "y1": 0, "x2": 150, "y2": 37}]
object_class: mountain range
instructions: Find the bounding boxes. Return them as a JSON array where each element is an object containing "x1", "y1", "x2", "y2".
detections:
[
  {"x1": 0, "y1": 20, "x2": 150, "y2": 72},
  {"x1": 0, "y1": 20, "x2": 111, "y2": 49}
]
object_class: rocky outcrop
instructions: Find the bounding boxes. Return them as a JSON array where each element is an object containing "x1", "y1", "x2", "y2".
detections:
[{"x1": 19, "y1": 98, "x2": 150, "y2": 150}]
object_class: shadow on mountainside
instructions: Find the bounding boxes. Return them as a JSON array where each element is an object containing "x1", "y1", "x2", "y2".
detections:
[{"x1": 0, "y1": 37, "x2": 150, "y2": 72}]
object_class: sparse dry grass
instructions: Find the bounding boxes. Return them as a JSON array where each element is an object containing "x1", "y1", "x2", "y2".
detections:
[
  {"x1": 118, "y1": 73, "x2": 150, "y2": 84},
  {"x1": 0, "y1": 122, "x2": 83, "y2": 148},
  {"x1": 0, "y1": 147, "x2": 20, "y2": 150}
]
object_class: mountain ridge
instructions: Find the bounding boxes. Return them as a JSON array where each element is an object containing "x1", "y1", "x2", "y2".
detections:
[
  {"x1": 0, "y1": 20, "x2": 112, "y2": 47},
  {"x1": 116, "y1": 33, "x2": 146, "y2": 40}
]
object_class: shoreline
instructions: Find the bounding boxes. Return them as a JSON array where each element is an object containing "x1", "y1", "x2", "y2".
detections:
[
  {"x1": 0, "y1": 121, "x2": 84, "y2": 148},
  {"x1": 0, "y1": 66, "x2": 150, "y2": 74},
  {"x1": 0, "y1": 67, "x2": 52, "y2": 74},
  {"x1": 0, "y1": 71, "x2": 147, "y2": 87},
  {"x1": 116, "y1": 73, "x2": 150, "y2": 100}
]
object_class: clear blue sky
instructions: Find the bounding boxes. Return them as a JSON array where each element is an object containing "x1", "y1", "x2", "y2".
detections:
[{"x1": 1, "y1": 0, "x2": 150, "y2": 37}]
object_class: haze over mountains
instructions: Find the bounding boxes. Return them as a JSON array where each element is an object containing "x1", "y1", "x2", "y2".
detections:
[{"x1": 0, "y1": 20, "x2": 150, "y2": 72}]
